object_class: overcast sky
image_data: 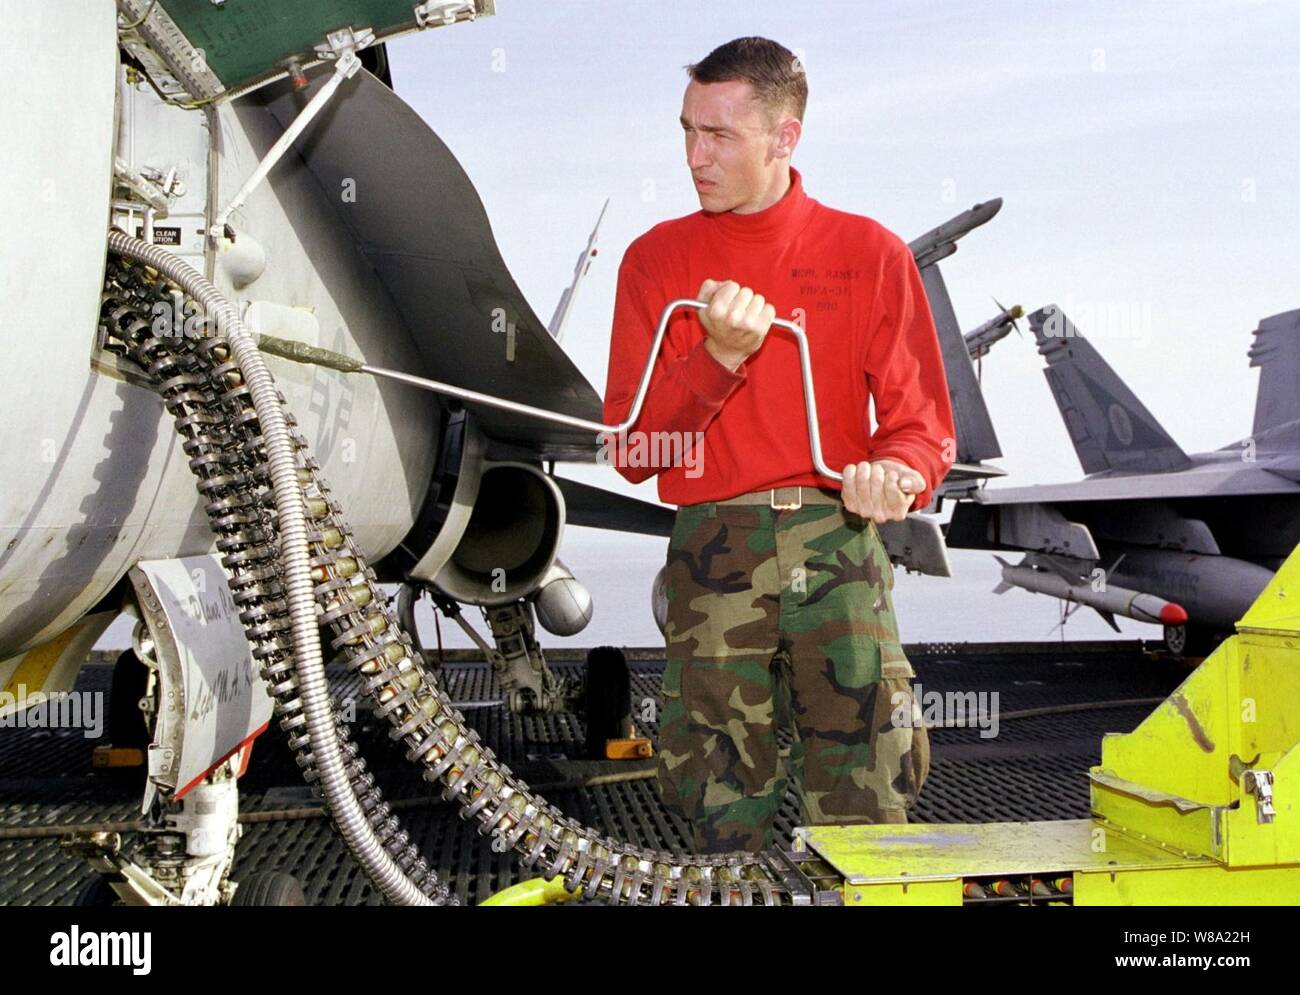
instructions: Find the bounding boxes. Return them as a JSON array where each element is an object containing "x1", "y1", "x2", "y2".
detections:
[{"x1": 383, "y1": 0, "x2": 1300, "y2": 643}]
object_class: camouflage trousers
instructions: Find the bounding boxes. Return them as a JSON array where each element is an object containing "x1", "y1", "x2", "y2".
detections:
[{"x1": 657, "y1": 501, "x2": 930, "y2": 853}]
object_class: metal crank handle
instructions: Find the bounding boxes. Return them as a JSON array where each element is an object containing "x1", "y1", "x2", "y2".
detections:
[
  {"x1": 254, "y1": 298, "x2": 846, "y2": 483},
  {"x1": 631, "y1": 299, "x2": 843, "y2": 484}
]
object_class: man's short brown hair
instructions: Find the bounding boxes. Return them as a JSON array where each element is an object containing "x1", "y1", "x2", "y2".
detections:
[{"x1": 685, "y1": 36, "x2": 808, "y2": 127}]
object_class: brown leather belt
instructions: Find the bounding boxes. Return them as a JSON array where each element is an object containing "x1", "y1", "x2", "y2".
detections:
[{"x1": 713, "y1": 485, "x2": 842, "y2": 510}]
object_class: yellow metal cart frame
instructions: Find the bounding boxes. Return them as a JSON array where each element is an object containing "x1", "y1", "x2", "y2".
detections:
[{"x1": 799, "y1": 541, "x2": 1300, "y2": 905}]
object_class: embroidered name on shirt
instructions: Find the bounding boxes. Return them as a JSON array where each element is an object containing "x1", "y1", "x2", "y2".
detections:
[{"x1": 794, "y1": 267, "x2": 863, "y2": 312}]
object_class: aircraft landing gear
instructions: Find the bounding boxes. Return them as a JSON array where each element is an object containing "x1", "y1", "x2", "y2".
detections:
[
  {"x1": 1163, "y1": 623, "x2": 1225, "y2": 660},
  {"x1": 423, "y1": 590, "x2": 575, "y2": 714},
  {"x1": 230, "y1": 871, "x2": 307, "y2": 906},
  {"x1": 65, "y1": 760, "x2": 246, "y2": 906},
  {"x1": 72, "y1": 874, "x2": 121, "y2": 907},
  {"x1": 70, "y1": 560, "x2": 280, "y2": 906}
]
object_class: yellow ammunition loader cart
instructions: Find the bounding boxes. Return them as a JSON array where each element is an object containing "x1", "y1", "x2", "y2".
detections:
[{"x1": 797, "y1": 540, "x2": 1300, "y2": 905}]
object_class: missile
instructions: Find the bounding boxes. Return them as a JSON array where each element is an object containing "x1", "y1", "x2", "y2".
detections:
[
  {"x1": 912, "y1": 241, "x2": 957, "y2": 270},
  {"x1": 964, "y1": 305, "x2": 1025, "y2": 360},
  {"x1": 995, "y1": 560, "x2": 1188, "y2": 626},
  {"x1": 908, "y1": 198, "x2": 1003, "y2": 268},
  {"x1": 547, "y1": 198, "x2": 608, "y2": 343}
]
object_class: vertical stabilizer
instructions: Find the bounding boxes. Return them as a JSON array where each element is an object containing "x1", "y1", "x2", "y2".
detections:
[
  {"x1": 1248, "y1": 309, "x2": 1300, "y2": 437},
  {"x1": 1029, "y1": 305, "x2": 1190, "y2": 474}
]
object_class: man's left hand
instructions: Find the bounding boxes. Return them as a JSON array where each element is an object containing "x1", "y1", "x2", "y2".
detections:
[{"x1": 841, "y1": 459, "x2": 925, "y2": 523}]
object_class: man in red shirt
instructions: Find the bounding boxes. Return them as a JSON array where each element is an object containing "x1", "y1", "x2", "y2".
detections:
[{"x1": 602, "y1": 37, "x2": 955, "y2": 852}]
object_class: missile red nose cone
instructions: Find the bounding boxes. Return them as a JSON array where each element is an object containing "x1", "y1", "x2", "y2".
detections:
[{"x1": 1160, "y1": 603, "x2": 1189, "y2": 625}]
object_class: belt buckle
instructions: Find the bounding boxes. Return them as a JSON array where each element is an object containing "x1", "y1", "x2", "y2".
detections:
[{"x1": 770, "y1": 486, "x2": 802, "y2": 511}]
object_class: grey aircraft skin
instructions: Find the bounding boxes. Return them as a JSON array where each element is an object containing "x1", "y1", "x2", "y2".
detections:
[{"x1": 943, "y1": 304, "x2": 1300, "y2": 651}]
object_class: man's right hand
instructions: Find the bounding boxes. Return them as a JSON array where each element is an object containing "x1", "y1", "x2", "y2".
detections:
[{"x1": 696, "y1": 279, "x2": 776, "y2": 372}]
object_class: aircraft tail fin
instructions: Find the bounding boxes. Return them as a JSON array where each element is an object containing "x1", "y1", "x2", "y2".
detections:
[
  {"x1": 1029, "y1": 305, "x2": 1191, "y2": 475},
  {"x1": 921, "y1": 262, "x2": 1003, "y2": 464},
  {"x1": 1093, "y1": 608, "x2": 1121, "y2": 632},
  {"x1": 1248, "y1": 309, "x2": 1300, "y2": 437},
  {"x1": 991, "y1": 554, "x2": 1013, "y2": 594}
]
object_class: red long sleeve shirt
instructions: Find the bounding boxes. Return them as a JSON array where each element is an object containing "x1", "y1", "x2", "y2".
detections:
[{"x1": 601, "y1": 167, "x2": 955, "y2": 510}]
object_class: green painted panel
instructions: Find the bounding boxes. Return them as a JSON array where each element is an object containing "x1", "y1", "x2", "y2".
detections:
[{"x1": 157, "y1": 0, "x2": 482, "y2": 91}]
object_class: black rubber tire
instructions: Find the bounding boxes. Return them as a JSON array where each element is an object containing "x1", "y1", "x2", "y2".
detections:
[
  {"x1": 108, "y1": 649, "x2": 150, "y2": 749},
  {"x1": 230, "y1": 871, "x2": 308, "y2": 907},
  {"x1": 72, "y1": 875, "x2": 120, "y2": 906},
  {"x1": 582, "y1": 646, "x2": 632, "y2": 760},
  {"x1": 1163, "y1": 624, "x2": 1223, "y2": 660},
  {"x1": 1162, "y1": 624, "x2": 1187, "y2": 657}
]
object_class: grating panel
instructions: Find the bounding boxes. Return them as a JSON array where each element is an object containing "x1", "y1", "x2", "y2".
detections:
[{"x1": 0, "y1": 645, "x2": 1187, "y2": 905}]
